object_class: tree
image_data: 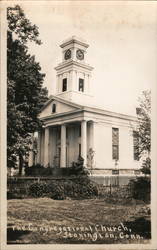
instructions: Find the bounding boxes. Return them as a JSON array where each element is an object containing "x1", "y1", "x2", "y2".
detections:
[
  {"x1": 129, "y1": 90, "x2": 151, "y2": 203},
  {"x1": 7, "y1": 5, "x2": 48, "y2": 175},
  {"x1": 136, "y1": 90, "x2": 151, "y2": 174}
]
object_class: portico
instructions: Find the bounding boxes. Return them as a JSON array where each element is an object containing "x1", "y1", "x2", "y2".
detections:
[{"x1": 37, "y1": 119, "x2": 95, "y2": 168}]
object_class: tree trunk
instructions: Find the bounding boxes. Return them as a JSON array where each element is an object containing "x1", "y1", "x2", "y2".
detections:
[{"x1": 19, "y1": 153, "x2": 24, "y2": 176}]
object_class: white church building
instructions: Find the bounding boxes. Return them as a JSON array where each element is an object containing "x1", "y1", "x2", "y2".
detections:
[{"x1": 35, "y1": 36, "x2": 141, "y2": 181}]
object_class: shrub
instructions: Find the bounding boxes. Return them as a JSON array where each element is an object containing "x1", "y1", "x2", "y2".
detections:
[
  {"x1": 129, "y1": 176, "x2": 150, "y2": 203},
  {"x1": 70, "y1": 156, "x2": 90, "y2": 176},
  {"x1": 28, "y1": 182, "x2": 48, "y2": 197},
  {"x1": 46, "y1": 181, "x2": 65, "y2": 200},
  {"x1": 141, "y1": 157, "x2": 151, "y2": 175},
  {"x1": 27, "y1": 157, "x2": 99, "y2": 200},
  {"x1": 64, "y1": 179, "x2": 98, "y2": 199},
  {"x1": 28, "y1": 178, "x2": 99, "y2": 200},
  {"x1": 49, "y1": 188, "x2": 65, "y2": 200}
]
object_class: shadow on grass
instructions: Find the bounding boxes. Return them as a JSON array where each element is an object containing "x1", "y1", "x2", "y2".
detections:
[
  {"x1": 7, "y1": 227, "x2": 31, "y2": 244},
  {"x1": 125, "y1": 216, "x2": 151, "y2": 239}
]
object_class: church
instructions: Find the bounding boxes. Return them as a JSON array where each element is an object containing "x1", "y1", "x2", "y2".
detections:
[{"x1": 34, "y1": 36, "x2": 141, "y2": 182}]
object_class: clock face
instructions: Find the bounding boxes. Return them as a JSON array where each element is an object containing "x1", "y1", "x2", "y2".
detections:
[
  {"x1": 76, "y1": 49, "x2": 84, "y2": 60},
  {"x1": 64, "y1": 49, "x2": 71, "y2": 60}
]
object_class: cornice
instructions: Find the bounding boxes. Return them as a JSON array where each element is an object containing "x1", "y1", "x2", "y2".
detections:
[
  {"x1": 60, "y1": 37, "x2": 89, "y2": 49},
  {"x1": 82, "y1": 107, "x2": 137, "y2": 122},
  {"x1": 55, "y1": 60, "x2": 94, "y2": 71}
]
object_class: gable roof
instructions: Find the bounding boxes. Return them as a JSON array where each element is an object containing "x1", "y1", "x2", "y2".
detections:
[
  {"x1": 39, "y1": 95, "x2": 83, "y2": 113},
  {"x1": 39, "y1": 95, "x2": 137, "y2": 122}
]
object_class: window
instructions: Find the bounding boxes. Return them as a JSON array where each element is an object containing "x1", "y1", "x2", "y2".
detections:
[
  {"x1": 112, "y1": 128, "x2": 119, "y2": 160},
  {"x1": 52, "y1": 103, "x2": 56, "y2": 113},
  {"x1": 133, "y1": 131, "x2": 139, "y2": 160},
  {"x1": 79, "y1": 78, "x2": 84, "y2": 92},
  {"x1": 62, "y1": 78, "x2": 67, "y2": 92}
]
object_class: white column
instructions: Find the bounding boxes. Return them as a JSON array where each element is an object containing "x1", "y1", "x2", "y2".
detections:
[
  {"x1": 37, "y1": 131, "x2": 41, "y2": 164},
  {"x1": 57, "y1": 74, "x2": 62, "y2": 93},
  {"x1": 28, "y1": 150, "x2": 34, "y2": 167},
  {"x1": 90, "y1": 121, "x2": 96, "y2": 169},
  {"x1": 70, "y1": 70, "x2": 77, "y2": 91},
  {"x1": 60, "y1": 124, "x2": 66, "y2": 168},
  {"x1": 44, "y1": 127, "x2": 49, "y2": 167},
  {"x1": 92, "y1": 121, "x2": 95, "y2": 150},
  {"x1": 81, "y1": 120, "x2": 87, "y2": 166}
]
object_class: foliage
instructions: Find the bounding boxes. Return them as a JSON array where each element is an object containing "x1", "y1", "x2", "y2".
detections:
[
  {"x1": 25, "y1": 156, "x2": 99, "y2": 199},
  {"x1": 28, "y1": 182, "x2": 48, "y2": 197},
  {"x1": 7, "y1": 5, "x2": 48, "y2": 172},
  {"x1": 130, "y1": 91, "x2": 151, "y2": 203},
  {"x1": 129, "y1": 177, "x2": 150, "y2": 203},
  {"x1": 28, "y1": 178, "x2": 99, "y2": 200},
  {"x1": 135, "y1": 90, "x2": 151, "y2": 157},
  {"x1": 7, "y1": 6, "x2": 41, "y2": 45},
  {"x1": 69, "y1": 156, "x2": 90, "y2": 176},
  {"x1": 141, "y1": 157, "x2": 151, "y2": 175},
  {"x1": 47, "y1": 181, "x2": 66, "y2": 200}
]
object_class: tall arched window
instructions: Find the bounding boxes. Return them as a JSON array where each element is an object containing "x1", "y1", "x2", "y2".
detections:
[{"x1": 52, "y1": 103, "x2": 56, "y2": 113}]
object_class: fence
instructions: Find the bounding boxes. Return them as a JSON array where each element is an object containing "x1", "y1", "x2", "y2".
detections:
[
  {"x1": 7, "y1": 176, "x2": 133, "y2": 198},
  {"x1": 90, "y1": 175, "x2": 136, "y2": 186},
  {"x1": 7, "y1": 176, "x2": 76, "y2": 195}
]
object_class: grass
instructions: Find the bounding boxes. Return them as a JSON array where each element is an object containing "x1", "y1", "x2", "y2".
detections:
[{"x1": 7, "y1": 198, "x2": 151, "y2": 244}]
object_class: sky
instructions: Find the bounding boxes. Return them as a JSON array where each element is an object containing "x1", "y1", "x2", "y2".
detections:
[{"x1": 13, "y1": 1, "x2": 157, "y2": 115}]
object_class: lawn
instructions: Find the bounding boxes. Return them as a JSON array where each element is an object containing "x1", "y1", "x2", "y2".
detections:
[{"x1": 7, "y1": 198, "x2": 151, "y2": 244}]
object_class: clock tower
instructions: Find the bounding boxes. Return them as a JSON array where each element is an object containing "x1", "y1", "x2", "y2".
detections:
[{"x1": 54, "y1": 36, "x2": 94, "y2": 105}]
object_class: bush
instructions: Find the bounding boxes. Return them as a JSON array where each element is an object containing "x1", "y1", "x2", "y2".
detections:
[
  {"x1": 28, "y1": 178, "x2": 99, "y2": 200},
  {"x1": 63, "y1": 179, "x2": 98, "y2": 199},
  {"x1": 28, "y1": 182, "x2": 48, "y2": 197},
  {"x1": 27, "y1": 157, "x2": 99, "y2": 200},
  {"x1": 141, "y1": 157, "x2": 151, "y2": 175},
  {"x1": 46, "y1": 181, "x2": 66, "y2": 200},
  {"x1": 129, "y1": 176, "x2": 150, "y2": 203},
  {"x1": 69, "y1": 156, "x2": 89, "y2": 176}
]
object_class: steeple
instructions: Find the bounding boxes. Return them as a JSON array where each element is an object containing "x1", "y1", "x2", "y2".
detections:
[{"x1": 54, "y1": 36, "x2": 94, "y2": 105}]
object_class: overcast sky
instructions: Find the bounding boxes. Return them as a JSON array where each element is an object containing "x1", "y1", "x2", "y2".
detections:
[{"x1": 15, "y1": 1, "x2": 157, "y2": 115}]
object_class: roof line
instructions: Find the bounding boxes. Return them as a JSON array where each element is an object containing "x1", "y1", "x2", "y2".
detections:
[
  {"x1": 39, "y1": 96, "x2": 137, "y2": 121},
  {"x1": 81, "y1": 106, "x2": 137, "y2": 121},
  {"x1": 39, "y1": 95, "x2": 83, "y2": 113}
]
